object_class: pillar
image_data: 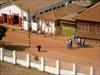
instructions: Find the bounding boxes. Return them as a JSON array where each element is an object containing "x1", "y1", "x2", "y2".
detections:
[
  {"x1": 41, "y1": 57, "x2": 45, "y2": 71},
  {"x1": 56, "y1": 60, "x2": 60, "y2": 75},
  {"x1": 90, "y1": 66, "x2": 93, "y2": 75},
  {"x1": 26, "y1": 54, "x2": 30, "y2": 68},
  {"x1": 13, "y1": 50, "x2": 16, "y2": 64},
  {"x1": 73, "y1": 63, "x2": 77, "y2": 75},
  {"x1": 0, "y1": 48, "x2": 4, "y2": 61}
]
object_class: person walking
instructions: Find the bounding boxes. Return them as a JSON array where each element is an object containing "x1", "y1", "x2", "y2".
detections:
[
  {"x1": 66, "y1": 39, "x2": 69, "y2": 48},
  {"x1": 66, "y1": 38, "x2": 72, "y2": 48},
  {"x1": 68, "y1": 38, "x2": 73, "y2": 48},
  {"x1": 77, "y1": 37, "x2": 82, "y2": 48},
  {"x1": 81, "y1": 38, "x2": 85, "y2": 47},
  {"x1": 37, "y1": 45, "x2": 41, "y2": 52}
]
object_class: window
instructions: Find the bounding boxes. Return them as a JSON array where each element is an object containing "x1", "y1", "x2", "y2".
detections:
[
  {"x1": 44, "y1": 10, "x2": 48, "y2": 13},
  {"x1": 40, "y1": 12, "x2": 43, "y2": 14},
  {"x1": 62, "y1": 4, "x2": 64, "y2": 7},
  {"x1": 53, "y1": 7, "x2": 56, "y2": 10},
  {"x1": 95, "y1": 25, "x2": 100, "y2": 34},
  {"x1": 77, "y1": 22, "x2": 89, "y2": 32},
  {"x1": 49, "y1": 8, "x2": 52, "y2": 11},
  {"x1": 58, "y1": 6, "x2": 60, "y2": 8}
]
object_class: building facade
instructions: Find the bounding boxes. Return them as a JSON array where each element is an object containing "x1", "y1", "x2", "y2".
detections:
[
  {"x1": 38, "y1": 4, "x2": 86, "y2": 36},
  {"x1": 0, "y1": 0, "x2": 70, "y2": 31},
  {"x1": 75, "y1": 2, "x2": 100, "y2": 46}
]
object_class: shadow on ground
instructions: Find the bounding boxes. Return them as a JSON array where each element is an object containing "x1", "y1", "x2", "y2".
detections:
[{"x1": 0, "y1": 41, "x2": 28, "y2": 51}]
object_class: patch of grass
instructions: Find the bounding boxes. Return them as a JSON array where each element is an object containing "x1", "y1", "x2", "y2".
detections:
[
  {"x1": 62, "y1": 26, "x2": 75, "y2": 37},
  {"x1": 31, "y1": 67, "x2": 38, "y2": 71}
]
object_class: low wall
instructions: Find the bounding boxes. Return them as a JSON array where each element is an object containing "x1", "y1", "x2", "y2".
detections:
[{"x1": 0, "y1": 48, "x2": 93, "y2": 75}]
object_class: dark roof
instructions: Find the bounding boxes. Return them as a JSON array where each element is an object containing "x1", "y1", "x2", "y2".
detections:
[
  {"x1": 38, "y1": 4, "x2": 86, "y2": 21},
  {"x1": 75, "y1": 2, "x2": 100, "y2": 22}
]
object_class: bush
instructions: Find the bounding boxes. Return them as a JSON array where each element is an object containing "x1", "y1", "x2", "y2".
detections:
[{"x1": 0, "y1": 26, "x2": 7, "y2": 40}]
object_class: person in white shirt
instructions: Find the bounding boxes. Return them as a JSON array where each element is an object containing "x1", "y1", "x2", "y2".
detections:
[{"x1": 77, "y1": 37, "x2": 82, "y2": 48}]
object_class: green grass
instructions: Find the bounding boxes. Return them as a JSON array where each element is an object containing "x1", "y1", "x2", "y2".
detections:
[
  {"x1": 62, "y1": 26, "x2": 75, "y2": 37},
  {"x1": 32, "y1": 67, "x2": 39, "y2": 71}
]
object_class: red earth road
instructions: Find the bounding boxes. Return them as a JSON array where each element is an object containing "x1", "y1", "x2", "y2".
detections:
[{"x1": 2, "y1": 29, "x2": 100, "y2": 75}]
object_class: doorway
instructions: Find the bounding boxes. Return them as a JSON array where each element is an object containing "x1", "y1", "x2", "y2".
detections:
[
  {"x1": 13, "y1": 15, "x2": 19, "y2": 24},
  {"x1": 3, "y1": 14, "x2": 7, "y2": 23}
]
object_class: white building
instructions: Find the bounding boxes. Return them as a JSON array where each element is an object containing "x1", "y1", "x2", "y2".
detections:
[{"x1": 0, "y1": 0, "x2": 70, "y2": 31}]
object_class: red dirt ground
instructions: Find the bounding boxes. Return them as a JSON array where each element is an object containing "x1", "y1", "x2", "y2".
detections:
[{"x1": 2, "y1": 29, "x2": 100, "y2": 75}]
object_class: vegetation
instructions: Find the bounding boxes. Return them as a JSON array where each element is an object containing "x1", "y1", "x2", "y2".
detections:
[
  {"x1": 0, "y1": 26, "x2": 7, "y2": 40},
  {"x1": 89, "y1": 0, "x2": 100, "y2": 4},
  {"x1": 62, "y1": 26, "x2": 75, "y2": 37}
]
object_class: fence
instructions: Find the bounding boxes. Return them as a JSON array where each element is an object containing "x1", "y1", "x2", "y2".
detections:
[{"x1": 0, "y1": 47, "x2": 94, "y2": 75}]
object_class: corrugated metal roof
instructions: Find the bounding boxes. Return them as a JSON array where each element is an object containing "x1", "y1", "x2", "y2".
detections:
[{"x1": 38, "y1": 4, "x2": 86, "y2": 21}]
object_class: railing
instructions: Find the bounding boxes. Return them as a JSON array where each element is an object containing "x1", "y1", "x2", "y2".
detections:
[{"x1": 0, "y1": 47, "x2": 95, "y2": 75}]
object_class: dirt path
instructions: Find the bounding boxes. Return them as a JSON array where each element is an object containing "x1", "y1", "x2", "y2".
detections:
[{"x1": 2, "y1": 29, "x2": 100, "y2": 75}]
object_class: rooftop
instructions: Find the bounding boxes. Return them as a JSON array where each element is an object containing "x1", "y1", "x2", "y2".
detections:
[
  {"x1": 72, "y1": 0, "x2": 91, "y2": 7},
  {"x1": 38, "y1": 4, "x2": 86, "y2": 21},
  {"x1": 0, "y1": 0, "x2": 11, "y2": 4},
  {"x1": 75, "y1": 2, "x2": 100, "y2": 22},
  {"x1": 13, "y1": 0, "x2": 64, "y2": 13}
]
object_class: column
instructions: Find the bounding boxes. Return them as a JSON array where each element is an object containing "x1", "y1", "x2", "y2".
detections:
[
  {"x1": 13, "y1": 50, "x2": 16, "y2": 64},
  {"x1": 26, "y1": 54, "x2": 30, "y2": 68},
  {"x1": 90, "y1": 66, "x2": 93, "y2": 75},
  {"x1": 73, "y1": 63, "x2": 77, "y2": 75},
  {"x1": 56, "y1": 60, "x2": 60, "y2": 75},
  {"x1": 0, "y1": 48, "x2": 4, "y2": 61},
  {"x1": 41, "y1": 57, "x2": 45, "y2": 71}
]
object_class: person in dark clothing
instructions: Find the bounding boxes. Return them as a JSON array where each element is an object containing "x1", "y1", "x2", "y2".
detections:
[
  {"x1": 66, "y1": 38, "x2": 73, "y2": 48},
  {"x1": 66, "y1": 39, "x2": 69, "y2": 48},
  {"x1": 37, "y1": 45, "x2": 41, "y2": 52}
]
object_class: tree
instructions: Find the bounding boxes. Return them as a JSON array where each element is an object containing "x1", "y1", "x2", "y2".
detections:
[
  {"x1": 90, "y1": 0, "x2": 99, "y2": 4},
  {"x1": 0, "y1": 26, "x2": 7, "y2": 40}
]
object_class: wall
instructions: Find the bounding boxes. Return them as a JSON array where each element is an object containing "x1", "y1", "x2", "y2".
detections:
[
  {"x1": 60, "y1": 21, "x2": 75, "y2": 36},
  {"x1": 39, "y1": 19, "x2": 56, "y2": 34},
  {"x1": 31, "y1": 21, "x2": 38, "y2": 31},
  {"x1": 0, "y1": 48, "x2": 94, "y2": 75},
  {"x1": 0, "y1": 4, "x2": 38, "y2": 31},
  {"x1": 76, "y1": 20, "x2": 100, "y2": 46},
  {"x1": 76, "y1": 20, "x2": 100, "y2": 40}
]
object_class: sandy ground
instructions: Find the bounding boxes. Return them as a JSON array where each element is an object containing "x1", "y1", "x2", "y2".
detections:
[
  {"x1": 1, "y1": 29, "x2": 100, "y2": 75},
  {"x1": 0, "y1": 62, "x2": 51, "y2": 75}
]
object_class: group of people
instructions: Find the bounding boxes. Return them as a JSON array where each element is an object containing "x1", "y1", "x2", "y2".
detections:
[{"x1": 66, "y1": 34, "x2": 86, "y2": 48}]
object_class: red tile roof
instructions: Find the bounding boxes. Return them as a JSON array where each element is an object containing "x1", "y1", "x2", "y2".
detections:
[{"x1": 75, "y1": 2, "x2": 100, "y2": 22}]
